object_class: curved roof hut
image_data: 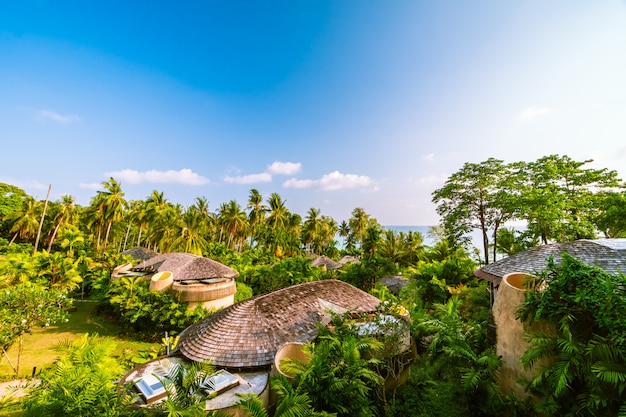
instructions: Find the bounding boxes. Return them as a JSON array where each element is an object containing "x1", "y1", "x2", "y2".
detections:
[
  {"x1": 311, "y1": 255, "x2": 341, "y2": 270},
  {"x1": 337, "y1": 255, "x2": 360, "y2": 265},
  {"x1": 474, "y1": 238, "x2": 626, "y2": 286},
  {"x1": 121, "y1": 247, "x2": 159, "y2": 262},
  {"x1": 132, "y1": 252, "x2": 238, "y2": 281},
  {"x1": 175, "y1": 279, "x2": 381, "y2": 369}
]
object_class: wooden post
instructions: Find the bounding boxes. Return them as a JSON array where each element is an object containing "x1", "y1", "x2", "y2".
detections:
[{"x1": 33, "y1": 184, "x2": 52, "y2": 255}]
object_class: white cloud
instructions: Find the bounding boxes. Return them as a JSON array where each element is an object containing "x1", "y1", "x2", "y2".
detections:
[
  {"x1": 422, "y1": 153, "x2": 435, "y2": 161},
  {"x1": 224, "y1": 172, "x2": 272, "y2": 184},
  {"x1": 267, "y1": 161, "x2": 301, "y2": 175},
  {"x1": 37, "y1": 109, "x2": 82, "y2": 124},
  {"x1": 517, "y1": 105, "x2": 551, "y2": 121},
  {"x1": 104, "y1": 168, "x2": 209, "y2": 185},
  {"x1": 283, "y1": 171, "x2": 373, "y2": 191},
  {"x1": 283, "y1": 178, "x2": 315, "y2": 189}
]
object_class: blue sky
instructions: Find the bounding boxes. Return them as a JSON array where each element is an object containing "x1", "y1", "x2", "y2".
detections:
[{"x1": 2, "y1": 1, "x2": 626, "y2": 225}]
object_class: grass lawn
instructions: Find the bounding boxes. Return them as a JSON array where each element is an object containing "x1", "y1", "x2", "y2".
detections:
[{"x1": 0, "y1": 300, "x2": 159, "y2": 379}]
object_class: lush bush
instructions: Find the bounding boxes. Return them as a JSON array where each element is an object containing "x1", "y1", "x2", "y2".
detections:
[
  {"x1": 22, "y1": 334, "x2": 140, "y2": 417},
  {"x1": 400, "y1": 254, "x2": 477, "y2": 308},
  {"x1": 101, "y1": 276, "x2": 209, "y2": 340},
  {"x1": 238, "y1": 256, "x2": 327, "y2": 295},
  {"x1": 518, "y1": 254, "x2": 626, "y2": 416}
]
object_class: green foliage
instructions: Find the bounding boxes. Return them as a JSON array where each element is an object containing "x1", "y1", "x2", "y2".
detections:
[
  {"x1": 22, "y1": 333, "x2": 139, "y2": 417},
  {"x1": 495, "y1": 227, "x2": 538, "y2": 257},
  {"x1": 0, "y1": 283, "x2": 71, "y2": 370},
  {"x1": 234, "y1": 281, "x2": 254, "y2": 303},
  {"x1": 401, "y1": 254, "x2": 477, "y2": 308},
  {"x1": 518, "y1": 254, "x2": 626, "y2": 416},
  {"x1": 338, "y1": 257, "x2": 396, "y2": 292},
  {"x1": 432, "y1": 157, "x2": 511, "y2": 264},
  {"x1": 409, "y1": 297, "x2": 504, "y2": 416},
  {"x1": 150, "y1": 361, "x2": 216, "y2": 417},
  {"x1": 102, "y1": 276, "x2": 209, "y2": 340},
  {"x1": 286, "y1": 334, "x2": 384, "y2": 417},
  {"x1": 594, "y1": 191, "x2": 626, "y2": 238},
  {"x1": 432, "y1": 155, "x2": 625, "y2": 261},
  {"x1": 238, "y1": 256, "x2": 322, "y2": 295},
  {"x1": 237, "y1": 375, "x2": 335, "y2": 417}
]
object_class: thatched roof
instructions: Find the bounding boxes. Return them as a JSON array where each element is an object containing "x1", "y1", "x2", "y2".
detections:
[
  {"x1": 337, "y1": 255, "x2": 360, "y2": 265},
  {"x1": 379, "y1": 275, "x2": 410, "y2": 296},
  {"x1": 176, "y1": 279, "x2": 381, "y2": 369},
  {"x1": 121, "y1": 247, "x2": 159, "y2": 261},
  {"x1": 311, "y1": 256, "x2": 341, "y2": 270},
  {"x1": 132, "y1": 252, "x2": 238, "y2": 281},
  {"x1": 474, "y1": 238, "x2": 626, "y2": 286}
]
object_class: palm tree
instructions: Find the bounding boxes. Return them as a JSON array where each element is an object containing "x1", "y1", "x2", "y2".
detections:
[
  {"x1": 302, "y1": 208, "x2": 322, "y2": 255},
  {"x1": 169, "y1": 207, "x2": 210, "y2": 255},
  {"x1": 88, "y1": 178, "x2": 126, "y2": 251},
  {"x1": 97, "y1": 178, "x2": 127, "y2": 250},
  {"x1": 236, "y1": 375, "x2": 333, "y2": 417},
  {"x1": 144, "y1": 191, "x2": 176, "y2": 252},
  {"x1": 47, "y1": 195, "x2": 78, "y2": 252},
  {"x1": 59, "y1": 225, "x2": 85, "y2": 258},
  {"x1": 155, "y1": 361, "x2": 219, "y2": 417},
  {"x1": 217, "y1": 200, "x2": 248, "y2": 251},
  {"x1": 318, "y1": 216, "x2": 339, "y2": 257},
  {"x1": 0, "y1": 252, "x2": 36, "y2": 286},
  {"x1": 284, "y1": 334, "x2": 384, "y2": 417},
  {"x1": 266, "y1": 193, "x2": 290, "y2": 230},
  {"x1": 8, "y1": 198, "x2": 40, "y2": 245},
  {"x1": 246, "y1": 189, "x2": 267, "y2": 247},
  {"x1": 348, "y1": 207, "x2": 372, "y2": 249}
]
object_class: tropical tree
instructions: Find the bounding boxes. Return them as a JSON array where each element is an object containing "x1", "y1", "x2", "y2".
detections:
[
  {"x1": 144, "y1": 190, "x2": 174, "y2": 251},
  {"x1": 46, "y1": 195, "x2": 78, "y2": 252},
  {"x1": 246, "y1": 188, "x2": 267, "y2": 247},
  {"x1": 283, "y1": 333, "x2": 384, "y2": 417},
  {"x1": 169, "y1": 206, "x2": 210, "y2": 255},
  {"x1": 0, "y1": 251, "x2": 37, "y2": 287},
  {"x1": 338, "y1": 220, "x2": 353, "y2": 250},
  {"x1": 348, "y1": 207, "x2": 374, "y2": 249},
  {"x1": 302, "y1": 208, "x2": 322, "y2": 255},
  {"x1": 152, "y1": 360, "x2": 217, "y2": 417},
  {"x1": 413, "y1": 297, "x2": 503, "y2": 416},
  {"x1": 95, "y1": 178, "x2": 127, "y2": 250},
  {"x1": 516, "y1": 155, "x2": 621, "y2": 243},
  {"x1": 7, "y1": 198, "x2": 41, "y2": 245},
  {"x1": 266, "y1": 192, "x2": 290, "y2": 230},
  {"x1": 594, "y1": 191, "x2": 626, "y2": 238},
  {"x1": 217, "y1": 200, "x2": 248, "y2": 251},
  {"x1": 432, "y1": 158, "x2": 511, "y2": 264},
  {"x1": 0, "y1": 283, "x2": 71, "y2": 375}
]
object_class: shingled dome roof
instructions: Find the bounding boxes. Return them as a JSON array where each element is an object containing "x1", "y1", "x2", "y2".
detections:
[
  {"x1": 176, "y1": 279, "x2": 381, "y2": 369},
  {"x1": 133, "y1": 252, "x2": 238, "y2": 281},
  {"x1": 121, "y1": 247, "x2": 159, "y2": 262},
  {"x1": 474, "y1": 238, "x2": 626, "y2": 286}
]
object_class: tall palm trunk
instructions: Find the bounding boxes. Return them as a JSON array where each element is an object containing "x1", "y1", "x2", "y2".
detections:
[
  {"x1": 33, "y1": 184, "x2": 51, "y2": 255},
  {"x1": 47, "y1": 222, "x2": 61, "y2": 252}
]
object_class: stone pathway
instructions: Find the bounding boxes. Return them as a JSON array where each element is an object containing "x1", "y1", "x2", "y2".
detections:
[{"x1": 0, "y1": 379, "x2": 39, "y2": 400}]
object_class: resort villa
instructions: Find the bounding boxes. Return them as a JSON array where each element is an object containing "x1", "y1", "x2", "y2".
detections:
[
  {"x1": 473, "y1": 238, "x2": 626, "y2": 398},
  {"x1": 116, "y1": 249, "x2": 412, "y2": 415}
]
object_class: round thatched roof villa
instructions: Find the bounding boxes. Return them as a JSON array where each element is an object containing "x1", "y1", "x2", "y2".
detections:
[
  {"x1": 119, "y1": 279, "x2": 387, "y2": 416},
  {"x1": 113, "y1": 250, "x2": 239, "y2": 310},
  {"x1": 175, "y1": 279, "x2": 381, "y2": 369}
]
